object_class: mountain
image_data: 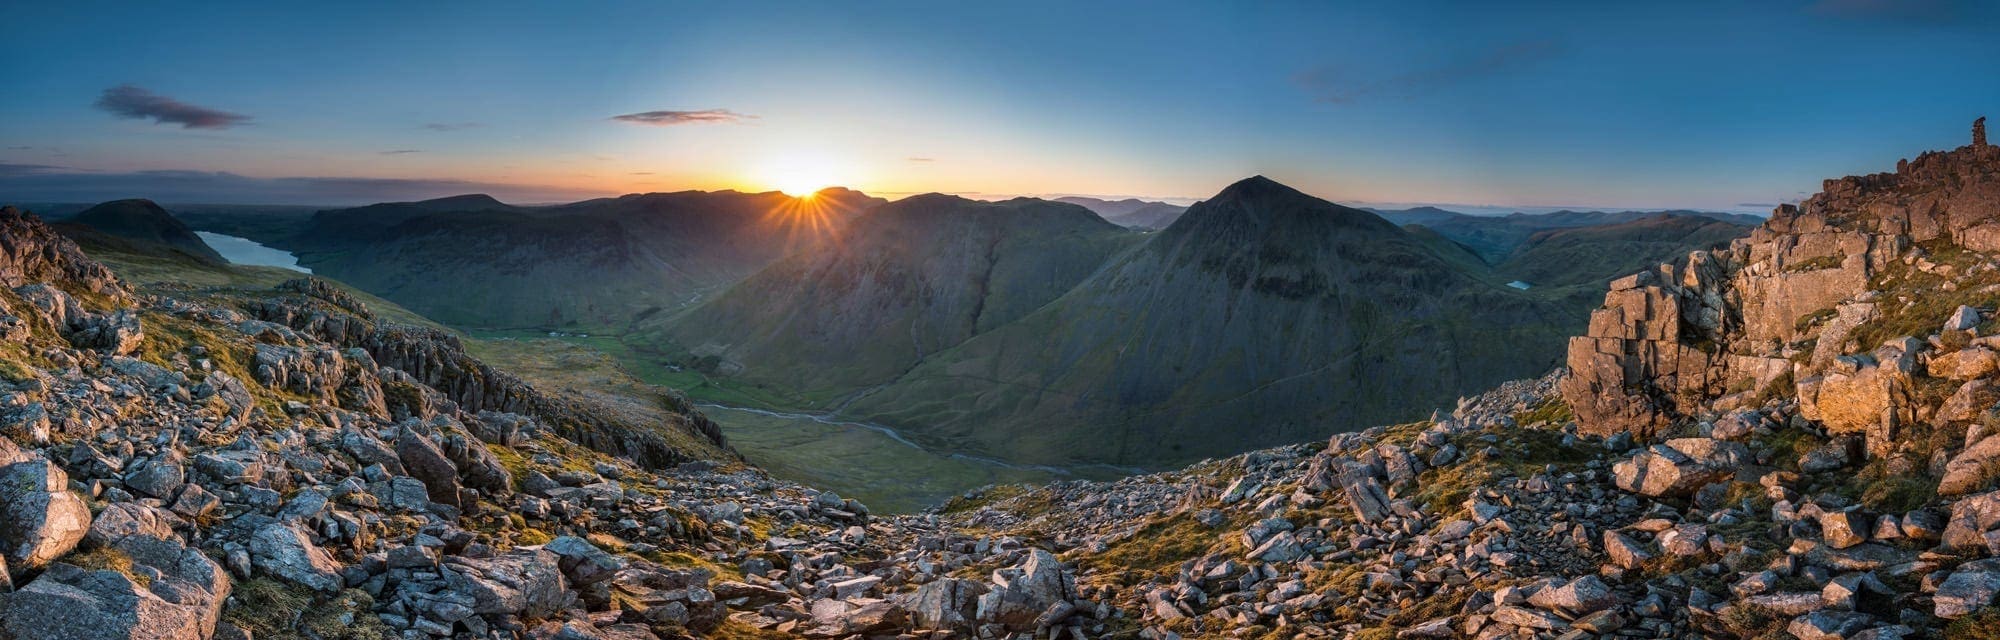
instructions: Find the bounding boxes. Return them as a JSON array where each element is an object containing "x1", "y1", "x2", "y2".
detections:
[
  {"x1": 1055, "y1": 195, "x2": 1189, "y2": 229},
  {"x1": 1372, "y1": 206, "x2": 1761, "y2": 263},
  {"x1": 1494, "y1": 212, "x2": 1753, "y2": 312},
  {"x1": 57, "y1": 198, "x2": 225, "y2": 264},
  {"x1": 646, "y1": 194, "x2": 1141, "y2": 402},
  {"x1": 842, "y1": 176, "x2": 1573, "y2": 467},
  {"x1": 278, "y1": 189, "x2": 885, "y2": 329}
]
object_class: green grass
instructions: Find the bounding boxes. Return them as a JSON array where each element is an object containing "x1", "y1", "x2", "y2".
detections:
[
  {"x1": 1078, "y1": 511, "x2": 1236, "y2": 586},
  {"x1": 701, "y1": 405, "x2": 1071, "y2": 513}
]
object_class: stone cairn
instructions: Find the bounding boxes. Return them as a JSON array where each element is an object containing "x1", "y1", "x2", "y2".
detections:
[{"x1": 1977, "y1": 116, "x2": 1988, "y2": 148}]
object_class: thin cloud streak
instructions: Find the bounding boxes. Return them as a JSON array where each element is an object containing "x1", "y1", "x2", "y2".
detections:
[
  {"x1": 609, "y1": 109, "x2": 754, "y2": 126},
  {"x1": 421, "y1": 122, "x2": 483, "y2": 131},
  {"x1": 0, "y1": 167, "x2": 608, "y2": 206},
  {"x1": 93, "y1": 84, "x2": 252, "y2": 129}
]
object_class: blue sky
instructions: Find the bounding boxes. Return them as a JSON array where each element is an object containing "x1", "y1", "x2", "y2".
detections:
[{"x1": 1, "y1": 0, "x2": 1996, "y2": 211}]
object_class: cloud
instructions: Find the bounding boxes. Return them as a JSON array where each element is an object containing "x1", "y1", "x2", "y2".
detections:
[
  {"x1": 93, "y1": 84, "x2": 251, "y2": 129},
  {"x1": 422, "y1": 122, "x2": 482, "y2": 131},
  {"x1": 907, "y1": 157, "x2": 935, "y2": 163},
  {"x1": 379, "y1": 149, "x2": 424, "y2": 155},
  {"x1": 6, "y1": 146, "x2": 33, "y2": 151},
  {"x1": 609, "y1": 109, "x2": 754, "y2": 126},
  {"x1": 629, "y1": 171, "x2": 654, "y2": 175},
  {"x1": 1296, "y1": 38, "x2": 1562, "y2": 105},
  {"x1": 0, "y1": 167, "x2": 608, "y2": 206},
  {"x1": 0, "y1": 163, "x2": 66, "y2": 177}
]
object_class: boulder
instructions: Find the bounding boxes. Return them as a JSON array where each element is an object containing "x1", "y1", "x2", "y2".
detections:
[
  {"x1": 1613, "y1": 438, "x2": 1748, "y2": 497},
  {"x1": 1527, "y1": 575, "x2": 1621, "y2": 615},
  {"x1": 248, "y1": 523, "x2": 342, "y2": 592},
  {"x1": 0, "y1": 456, "x2": 92, "y2": 578},
  {"x1": 1934, "y1": 559, "x2": 2000, "y2": 619},
  {"x1": 543, "y1": 535, "x2": 626, "y2": 586},
  {"x1": 396, "y1": 430, "x2": 463, "y2": 509},
  {"x1": 86, "y1": 502, "x2": 181, "y2": 547},
  {"x1": 975, "y1": 549, "x2": 1075, "y2": 629},
  {"x1": 1928, "y1": 346, "x2": 2000, "y2": 381},
  {"x1": 1943, "y1": 490, "x2": 2000, "y2": 553},
  {"x1": 900, "y1": 578, "x2": 987, "y2": 630},
  {"x1": 445, "y1": 549, "x2": 569, "y2": 619},
  {"x1": 1941, "y1": 435, "x2": 2000, "y2": 496}
]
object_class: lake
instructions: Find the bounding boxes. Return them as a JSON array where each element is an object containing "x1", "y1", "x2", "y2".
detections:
[{"x1": 196, "y1": 232, "x2": 310, "y2": 273}]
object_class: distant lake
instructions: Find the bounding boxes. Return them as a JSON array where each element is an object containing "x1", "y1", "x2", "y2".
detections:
[{"x1": 195, "y1": 232, "x2": 310, "y2": 273}]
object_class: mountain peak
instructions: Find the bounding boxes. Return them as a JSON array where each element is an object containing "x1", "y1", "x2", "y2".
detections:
[
  {"x1": 1213, "y1": 175, "x2": 1298, "y2": 200},
  {"x1": 412, "y1": 193, "x2": 507, "y2": 210}
]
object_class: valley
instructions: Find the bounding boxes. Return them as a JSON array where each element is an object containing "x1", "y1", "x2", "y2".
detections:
[{"x1": 139, "y1": 185, "x2": 1756, "y2": 508}]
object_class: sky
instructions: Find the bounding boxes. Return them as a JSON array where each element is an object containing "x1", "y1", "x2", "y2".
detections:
[{"x1": 1, "y1": 0, "x2": 1997, "y2": 212}]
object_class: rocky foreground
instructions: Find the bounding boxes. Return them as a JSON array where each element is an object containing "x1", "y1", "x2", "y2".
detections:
[{"x1": 2, "y1": 123, "x2": 2000, "y2": 640}]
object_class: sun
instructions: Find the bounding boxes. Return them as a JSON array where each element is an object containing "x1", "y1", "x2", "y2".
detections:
[{"x1": 758, "y1": 152, "x2": 843, "y2": 198}]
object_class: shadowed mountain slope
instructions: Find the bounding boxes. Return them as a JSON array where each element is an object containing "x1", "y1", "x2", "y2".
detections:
[
  {"x1": 843, "y1": 176, "x2": 1574, "y2": 467},
  {"x1": 280, "y1": 189, "x2": 885, "y2": 330},
  {"x1": 647, "y1": 194, "x2": 1142, "y2": 401},
  {"x1": 56, "y1": 198, "x2": 225, "y2": 264}
]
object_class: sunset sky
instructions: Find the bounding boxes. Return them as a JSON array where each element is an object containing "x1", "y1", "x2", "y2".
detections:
[{"x1": 2, "y1": 0, "x2": 1997, "y2": 211}]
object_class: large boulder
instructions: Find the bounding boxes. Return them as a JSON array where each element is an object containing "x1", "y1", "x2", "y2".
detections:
[
  {"x1": 1941, "y1": 435, "x2": 2000, "y2": 496},
  {"x1": 444, "y1": 549, "x2": 570, "y2": 619},
  {"x1": 1943, "y1": 490, "x2": 2000, "y2": 553},
  {"x1": 1, "y1": 563, "x2": 210, "y2": 640},
  {"x1": 1934, "y1": 558, "x2": 2000, "y2": 619},
  {"x1": 1612, "y1": 438, "x2": 1749, "y2": 497},
  {"x1": 86, "y1": 502, "x2": 181, "y2": 547},
  {"x1": 396, "y1": 430, "x2": 463, "y2": 509},
  {"x1": 900, "y1": 578, "x2": 988, "y2": 630},
  {"x1": 249, "y1": 523, "x2": 342, "y2": 592},
  {"x1": 0, "y1": 456, "x2": 93, "y2": 579},
  {"x1": 974, "y1": 549, "x2": 1075, "y2": 629}
]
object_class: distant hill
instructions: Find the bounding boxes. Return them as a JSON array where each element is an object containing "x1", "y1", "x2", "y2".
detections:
[
  {"x1": 647, "y1": 195, "x2": 1141, "y2": 401},
  {"x1": 843, "y1": 176, "x2": 1573, "y2": 467},
  {"x1": 277, "y1": 189, "x2": 886, "y2": 329},
  {"x1": 1370, "y1": 206, "x2": 1760, "y2": 263},
  {"x1": 1055, "y1": 196, "x2": 1189, "y2": 230},
  {"x1": 57, "y1": 198, "x2": 225, "y2": 264}
]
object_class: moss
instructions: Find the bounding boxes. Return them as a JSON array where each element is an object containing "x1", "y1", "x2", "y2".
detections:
[
  {"x1": 1512, "y1": 398, "x2": 1574, "y2": 427},
  {"x1": 647, "y1": 550, "x2": 743, "y2": 581},
  {"x1": 1719, "y1": 603, "x2": 1790, "y2": 640},
  {"x1": 516, "y1": 527, "x2": 552, "y2": 546},
  {"x1": 1794, "y1": 307, "x2": 1839, "y2": 333},
  {"x1": 1945, "y1": 608, "x2": 2000, "y2": 639},
  {"x1": 705, "y1": 619, "x2": 796, "y2": 640},
  {"x1": 224, "y1": 579, "x2": 394, "y2": 640},
  {"x1": 1078, "y1": 512, "x2": 1231, "y2": 587},
  {"x1": 67, "y1": 547, "x2": 149, "y2": 587}
]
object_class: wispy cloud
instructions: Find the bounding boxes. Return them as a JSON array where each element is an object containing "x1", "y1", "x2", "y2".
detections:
[
  {"x1": 93, "y1": 84, "x2": 251, "y2": 129},
  {"x1": 907, "y1": 157, "x2": 935, "y2": 163},
  {"x1": 0, "y1": 167, "x2": 607, "y2": 206},
  {"x1": 609, "y1": 109, "x2": 754, "y2": 126},
  {"x1": 0, "y1": 163, "x2": 66, "y2": 177},
  {"x1": 629, "y1": 171, "x2": 655, "y2": 175},
  {"x1": 421, "y1": 122, "x2": 482, "y2": 131},
  {"x1": 379, "y1": 149, "x2": 424, "y2": 155},
  {"x1": 1295, "y1": 39, "x2": 1562, "y2": 105}
]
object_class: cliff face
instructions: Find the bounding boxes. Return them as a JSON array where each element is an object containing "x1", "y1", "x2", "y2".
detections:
[{"x1": 1565, "y1": 124, "x2": 2000, "y2": 447}]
